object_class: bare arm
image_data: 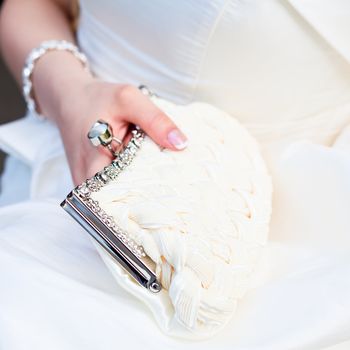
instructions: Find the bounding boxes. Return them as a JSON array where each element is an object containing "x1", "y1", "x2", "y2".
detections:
[
  {"x1": 0, "y1": 0, "x2": 77, "y2": 82},
  {"x1": 0, "y1": 0, "x2": 91, "y2": 123},
  {"x1": 0, "y1": 0, "x2": 188, "y2": 185}
]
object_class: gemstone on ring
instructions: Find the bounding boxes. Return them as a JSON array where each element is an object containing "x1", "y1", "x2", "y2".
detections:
[{"x1": 87, "y1": 119, "x2": 114, "y2": 146}]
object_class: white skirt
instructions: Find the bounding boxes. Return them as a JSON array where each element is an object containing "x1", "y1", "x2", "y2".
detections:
[{"x1": 0, "y1": 114, "x2": 350, "y2": 350}]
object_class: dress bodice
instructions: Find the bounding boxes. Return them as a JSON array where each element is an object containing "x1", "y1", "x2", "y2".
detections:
[{"x1": 77, "y1": 0, "x2": 350, "y2": 143}]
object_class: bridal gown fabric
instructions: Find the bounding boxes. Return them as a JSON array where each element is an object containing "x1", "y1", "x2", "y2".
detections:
[{"x1": 0, "y1": 0, "x2": 350, "y2": 349}]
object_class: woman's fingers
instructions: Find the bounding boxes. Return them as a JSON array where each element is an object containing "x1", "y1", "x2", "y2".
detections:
[
  {"x1": 117, "y1": 85, "x2": 188, "y2": 151},
  {"x1": 86, "y1": 151, "x2": 112, "y2": 180},
  {"x1": 81, "y1": 119, "x2": 129, "y2": 183},
  {"x1": 72, "y1": 83, "x2": 189, "y2": 185}
]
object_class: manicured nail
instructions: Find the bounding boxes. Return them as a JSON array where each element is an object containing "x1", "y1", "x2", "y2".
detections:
[{"x1": 167, "y1": 129, "x2": 188, "y2": 149}]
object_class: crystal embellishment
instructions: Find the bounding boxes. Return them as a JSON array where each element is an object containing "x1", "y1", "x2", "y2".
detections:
[{"x1": 76, "y1": 126, "x2": 146, "y2": 259}]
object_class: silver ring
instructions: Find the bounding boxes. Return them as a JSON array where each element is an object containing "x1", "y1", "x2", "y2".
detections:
[
  {"x1": 138, "y1": 84, "x2": 156, "y2": 97},
  {"x1": 87, "y1": 119, "x2": 123, "y2": 156}
]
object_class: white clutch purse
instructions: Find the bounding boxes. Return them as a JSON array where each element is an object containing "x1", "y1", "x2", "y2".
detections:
[{"x1": 61, "y1": 94, "x2": 273, "y2": 339}]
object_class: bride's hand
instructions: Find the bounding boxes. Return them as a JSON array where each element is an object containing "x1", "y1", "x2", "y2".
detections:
[
  {"x1": 0, "y1": 0, "x2": 188, "y2": 186},
  {"x1": 55, "y1": 79, "x2": 188, "y2": 186}
]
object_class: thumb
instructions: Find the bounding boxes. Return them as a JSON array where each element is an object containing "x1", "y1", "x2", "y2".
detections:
[{"x1": 119, "y1": 86, "x2": 188, "y2": 151}]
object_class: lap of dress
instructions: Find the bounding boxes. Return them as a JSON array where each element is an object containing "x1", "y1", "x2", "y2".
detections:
[{"x1": 0, "y1": 115, "x2": 350, "y2": 350}]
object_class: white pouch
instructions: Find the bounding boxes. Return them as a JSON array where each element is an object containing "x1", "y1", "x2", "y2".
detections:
[{"x1": 61, "y1": 95, "x2": 273, "y2": 340}]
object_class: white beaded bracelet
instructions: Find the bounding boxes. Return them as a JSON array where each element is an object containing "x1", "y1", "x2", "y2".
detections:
[{"x1": 22, "y1": 40, "x2": 90, "y2": 121}]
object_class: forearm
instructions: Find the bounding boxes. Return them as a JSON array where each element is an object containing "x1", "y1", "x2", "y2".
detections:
[{"x1": 0, "y1": 0, "x2": 93, "y2": 123}]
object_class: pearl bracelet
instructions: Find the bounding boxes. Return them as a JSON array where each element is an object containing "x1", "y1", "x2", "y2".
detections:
[{"x1": 22, "y1": 40, "x2": 90, "y2": 121}]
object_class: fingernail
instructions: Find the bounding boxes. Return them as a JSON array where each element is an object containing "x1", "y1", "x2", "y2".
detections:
[{"x1": 167, "y1": 129, "x2": 188, "y2": 149}]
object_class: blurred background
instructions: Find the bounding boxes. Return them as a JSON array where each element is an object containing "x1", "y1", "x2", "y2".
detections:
[
  {"x1": 0, "y1": 0, "x2": 26, "y2": 174},
  {"x1": 0, "y1": 56, "x2": 25, "y2": 174}
]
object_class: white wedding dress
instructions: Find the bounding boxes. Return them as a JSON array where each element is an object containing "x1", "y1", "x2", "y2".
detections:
[{"x1": 1, "y1": 0, "x2": 350, "y2": 349}]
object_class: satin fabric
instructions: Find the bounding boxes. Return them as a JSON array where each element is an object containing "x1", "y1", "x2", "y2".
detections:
[{"x1": 1, "y1": 0, "x2": 350, "y2": 349}]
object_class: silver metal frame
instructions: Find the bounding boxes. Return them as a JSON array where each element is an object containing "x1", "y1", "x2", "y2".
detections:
[{"x1": 60, "y1": 125, "x2": 162, "y2": 293}]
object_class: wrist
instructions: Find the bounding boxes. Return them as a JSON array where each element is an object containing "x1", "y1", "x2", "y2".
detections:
[{"x1": 31, "y1": 49, "x2": 94, "y2": 123}]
